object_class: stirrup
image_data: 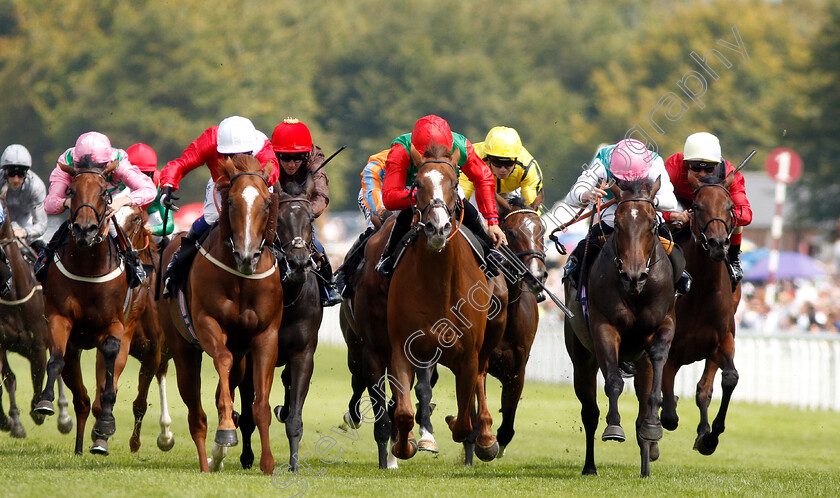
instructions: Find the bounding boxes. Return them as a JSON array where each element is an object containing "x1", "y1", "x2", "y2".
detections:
[
  {"x1": 675, "y1": 271, "x2": 692, "y2": 298},
  {"x1": 374, "y1": 256, "x2": 393, "y2": 277}
]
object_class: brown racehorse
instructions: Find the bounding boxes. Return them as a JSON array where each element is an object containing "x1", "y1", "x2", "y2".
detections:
[
  {"x1": 235, "y1": 176, "x2": 321, "y2": 473},
  {"x1": 114, "y1": 205, "x2": 174, "y2": 453},
  {"x1": 660, "y1": 169, "x2": 740, "y2": 455},
  {"x1": 465, "y1": 193, "x2": 547, "y2": 464},
  {"x1": 388, "y1": 143, "x2": 506, "y2": 464},
  {"x1": 0, "y1": 194, "x2": 72, "y2": 438},
  {"x1": 159, "y1": 155, "x2": 282, "y2": 474},
  {"x1": 563, "y1": 177, "x2": 676, "y2": 477},
  {"x1": 34, "y1": 158, "x2": 133, "y2": 456}
]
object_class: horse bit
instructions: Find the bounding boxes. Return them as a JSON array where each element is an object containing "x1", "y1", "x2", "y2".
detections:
[{"x1": 691, "y1": 183, "x2": 736, "y2": 252}]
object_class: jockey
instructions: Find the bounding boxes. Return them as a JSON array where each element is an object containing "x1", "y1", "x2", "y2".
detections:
[
  {"x1": 271, "y1": 118, "x2": 341, "y2": 307},
  {"x1": 0, "y1": 144, "x2": 48, "y2": 254},
  {"x1": 38, "y1": 131, "x2": 157, "y2": 287},
  {"x1": 334, "y1": 149, "x2": 389, "y2": 298},
  {"x1": 374, "y1": 115, "x2": 508, "y2": 277},
  {"x1": 559, "y1": 138, "x2": 692, "y2": 296},
  {"x1": 126, "y1": 143, "x2": 174, "y2": 238},
  {"x1": 459, "y1": 126, "x2": 544, "y2": 207},
  {"x1": 159, "y1": 115, "x2": 280, "y2": 295},
  {"x1": 664, "y1": 132, "x2": 752, "y2": 286}
]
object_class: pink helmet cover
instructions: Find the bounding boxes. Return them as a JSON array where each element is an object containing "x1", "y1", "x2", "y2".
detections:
[
  {"x1": 72, "y1": 131, "x2": 113, "y2": 164},
  {"x1": 609, "y1": 139, "x2": 655, "y2": 181}
]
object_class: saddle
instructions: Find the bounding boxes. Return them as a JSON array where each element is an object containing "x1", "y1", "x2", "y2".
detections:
[
  {"x1": 389, "y1": 225, "x2": 488, "y2": 276},
  {"x1": 163, "y1": 227, "x2": 213, "y2": 297}
]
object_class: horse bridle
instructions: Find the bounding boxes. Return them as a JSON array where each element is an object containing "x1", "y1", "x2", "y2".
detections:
[
  {"x1": 607, "y1": 197, "x2": 660, "y2": 277},
  {"x1": 66, "y1": 169, "x2": 113, "y2": 244},
  {"x1": 275, "y1": 196, "x2": 316, "y2": 281},
  {"x1": 410, "y1": 159, "x2": 460, "y2": 229},
  {"x1": 691, "y1": 183, "x2": 735, "y2": 252},
  {"x1": 502, "y1": 208, "x2": 547, "y2": 291},
  {"x1": 223, "y1": 171, "x2": 271, "y2": 253}
]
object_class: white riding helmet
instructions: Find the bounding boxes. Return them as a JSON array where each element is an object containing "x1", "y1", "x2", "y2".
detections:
[
  {"x1": 216, "y1": 116, "x2": 260, "y2": 154},
  {"x1": 683, "y1": 132, "x2": 722, "y2": 163},
  {"x1": 1, "y1": 144, "x2": 32, "y2": 168}
]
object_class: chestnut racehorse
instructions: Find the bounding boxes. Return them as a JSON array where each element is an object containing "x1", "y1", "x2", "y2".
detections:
[
  {"x1": 159, "y1": 155, "x2": 282, "y2": 474},
  {"x1": 34, "y1": 158, "x2": 133, "y2": 456},
  {"x1": 388, "y1": 143, "x2": 506, "y2": 464},
  {"x1": 660, "y1": 168, "x2": 740, "y2": 455},
  {"x1": 563, "y1": 177, "x2": 676, "y2": 477},
  {"x1": 0, "y1": 194, "x2": 72, "y2": 438},
  {"x1": 114, "y1": 205, "x2": 174, "y2": 453},
  {"x1": 235, "y1": 176, "x2": 321, "y2": 473}
]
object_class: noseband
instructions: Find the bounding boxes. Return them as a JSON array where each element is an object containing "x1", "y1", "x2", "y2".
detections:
[
  {"x1": 607, "y1": 197, "x2": 660, "y2": 277},
  {"x1": 691, "y1": 183, "x2": 735, "y2": 252},
  {"x1": 275, "y1": 196, "x2": 316, "y2": 280},
  {"x1": 502, "y1": 208, "x2": 547, "y2": 266},
  {"x1": 67, "y1": 169, "x2": 113, "y2": 244},
  {"x1": 223, "y1": 170, "x2": 271, "y2": 252},
  {"x1": 411, "y1": 159, "x2": 461, "y2": 235}
]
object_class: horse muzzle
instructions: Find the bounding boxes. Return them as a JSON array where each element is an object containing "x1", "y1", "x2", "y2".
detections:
[
  {"x1": 71, "y1": 222, "x2": 103, "y2": 248},
  {"x1": 232, "y1": 249, "x2": 262, "y2": 275},
  {"x1": 620, "y1": 269, "x2": 648, "y2": 296},
  {"x1": 423, "y1": 221, "x2": 451, "y2": 251}
]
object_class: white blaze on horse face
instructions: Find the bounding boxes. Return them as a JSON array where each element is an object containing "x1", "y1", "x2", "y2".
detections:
[
  {"x1": 241, "y1": 186, "x2": 260, "y2": 252},
  {"x1": 425, "y1": 170, "x2": 450, "y2": 229},
  {"x1": 631, "y1": 208, "x2": 639, "y2": 220}
]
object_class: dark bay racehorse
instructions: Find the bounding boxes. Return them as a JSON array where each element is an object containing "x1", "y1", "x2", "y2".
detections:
[
  {"x1": 114, "y1": 206, "x2": 173, "y2": 453},
  {"x1": 159, "y1": 155, "x2": 282, "y2": 474},
  {"x1": 388, "y1": 143, "x2": 506, "y2": 464},
  {"x1": 563, "y1": 177, "x2": 675, "y2": 477},
  {"x1": 0, "y1": 194, "x2": 72, "y2": 438},
  {"x1": 660, "y1": 168, "x2": 740, "y2": 455},
  {"x1": 34, "y1": 159, "x2": 133, "y2": 456},
  {"x1": 235, "y1": 176, "x2": 322, "y2": 473}
]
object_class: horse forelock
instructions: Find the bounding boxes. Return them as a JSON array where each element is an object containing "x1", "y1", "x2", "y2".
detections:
[{"x1": 616, "y1": 177, "x2": 653, "y2": 198}]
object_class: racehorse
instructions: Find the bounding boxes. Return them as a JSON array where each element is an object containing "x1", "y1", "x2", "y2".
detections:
[
  {"x1": 462, "y1": 193, "x2": 546, "y2": 464},
  {"x1": 0, "y1": 194, "x2": 72, "y2": 438},
  {"x1": 563, "y1": 177, "x2": 676, "y2": 477},
  {"x1": 387, "y1": 143, "x2": 506, "y2": 464},
  {"x1": 113, "y1": 205, "x2": 174, "y2": 453},
  {"x1": 159, "y1": 154, "x2": 282, "y2": 474},
  {"x1": 660, "y1": 168, "x2": 740, "y2": 455},
  {"x1": 234, "y1": 176, "x2": 321, "y2": 472},
  {"x1": 33, "y1": 158, "x2": 133, "y2": 456}
]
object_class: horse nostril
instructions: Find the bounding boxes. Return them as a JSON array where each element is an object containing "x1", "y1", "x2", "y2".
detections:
[
  {"x1": 443, "y1": 222, "x2": 452, "y2": 233},
  {"x1": 639, "y1": 273, "x2": 648, "y2": 283}
]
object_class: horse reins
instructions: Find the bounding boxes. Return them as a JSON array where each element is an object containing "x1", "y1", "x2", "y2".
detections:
[
  {"x1": 606, "y1": 197, "x2": 662, "y2": 277},
  {"x1": 691, "y1": 183, "x2": 736, "y2": 252},
  {"x1": 275, "y1": 196, "x2": 317, "y2": 280},
  {"x1": 66, "y1": 169, "x2": 113, "y2": 244},
  {"x1": 502, "y1": 208, "x2": 547, "y2": 294},
  {"x1": 411, "y1": 159, "x2": 463, "y2": 241}
]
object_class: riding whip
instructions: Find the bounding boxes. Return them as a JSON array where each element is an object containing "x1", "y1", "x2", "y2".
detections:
[{"x1": 497, "y1": 244, "x2": 574, "y2": 319}]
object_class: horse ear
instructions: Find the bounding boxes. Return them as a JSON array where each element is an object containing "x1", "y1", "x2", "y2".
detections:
[
  {"x1": 686, "y1": 170, "x2": 701, "y2": 190},
  {"x1": 0, "y1": 184, "x2": 7, "y2": 200},
  {"x1": 496, "y1": 193, "x2": 512, "y2": 217},
  {"x1": 608, "y1": 182, "x2": 622, "y2": 198},
  {"x1": 450, "y1": 147, "x2": 461, "y2": 168},
  {"x1": 59, "y1": 161, "x2": 76, "y2": 177},
  {"x1": 650, "y1": 175, "x2": 661, "y2": 198},
  {"x1": 303, "y1": 173, "x2": 315, "y2": 199},
  {"x1": 722, "y1": 170, "x2": 735, "y2": 190},
  {"x1": 103, "y1": 159, "x2": 119, "y2": 175},
  {"x1": 262, "y1": 161, "x2": 274, "y2": 184},
  {"x1": 530, "y1": 190, "x2": 544, "y2": 211},
  {"x1": 220, "y1": 156, "x2": 236, "y2": 179}
]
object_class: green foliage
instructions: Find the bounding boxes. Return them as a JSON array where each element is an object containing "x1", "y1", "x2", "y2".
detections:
[{"x1": 0, "y1": 0, "x2": 833, "y2": 211}]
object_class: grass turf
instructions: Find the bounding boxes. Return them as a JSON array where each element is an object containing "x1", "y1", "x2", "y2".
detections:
[{"x1": 1, "y1": 343, "x2": 839, "y2": 497}]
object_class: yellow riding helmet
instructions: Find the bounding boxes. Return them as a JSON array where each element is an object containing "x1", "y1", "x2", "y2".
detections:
[{"x1": 483, "y1": 126, "x2": 523, "y2": 159}]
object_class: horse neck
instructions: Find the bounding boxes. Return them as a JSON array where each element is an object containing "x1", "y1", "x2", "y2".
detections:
[
  {"x1": 0, "y1": 224, "x2": 36, "y2": 297},
  {"x1": 684, "y1": 236, "x2": 729, "y2": 286},
  {"x1": 64, "y1": 225, "x2": 118, "y2": 274}
]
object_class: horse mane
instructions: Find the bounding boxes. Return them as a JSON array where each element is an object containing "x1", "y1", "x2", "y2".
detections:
[
  {"x1": 423, "y1": 142, "x2": 452, "y2": 159},
  {"x1": 506, "y1": 195, "x2": 528, "y2": 209},
  {"x1": 615, "y1": 177, "x2": 655, "y2": 198},
  {"x1": 73, "y1": 155, "x2": 107, "y2": 170},
  {"x1": 281, "y1": 181, "x2": 306, "y2": 197}
]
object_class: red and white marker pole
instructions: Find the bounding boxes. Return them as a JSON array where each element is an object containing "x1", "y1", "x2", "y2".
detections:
[{"x1": 764, "y1": 148, "x2": 803, "y2": 307}]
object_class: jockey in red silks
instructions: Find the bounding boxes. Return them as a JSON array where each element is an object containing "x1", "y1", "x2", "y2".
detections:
[
  {"x1": 158, "y1": 115, "x2": 279, "y2": 295},
  {"x1": 374, "y1": 114, "x2": 508, "y2": 277},
  {"x1": 664, "y1": 132, "x2": 752, "y2": 285},
  {"x1": 126, "y1": 143, "x2": 174, "y2": 238}
]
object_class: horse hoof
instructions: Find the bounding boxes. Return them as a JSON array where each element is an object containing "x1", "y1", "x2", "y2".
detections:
[
  {"x1": 601, "y1": 424, "x2": 626, "y2": 442},
  {"x1": 30, "y1": 409, "x2": 46, "y2": 426},
  {"x1": 497, "y1": 444, "x2": 507, "y2": 458},
  {"x1": 94, "y1": 416, "x2": 116, "y2": 437},
  {"x1": 582, "y1": 466, "x2": 598, "y2": 476},
  {"x1": 445, "y1": 415, "x2": 455, "y2": 425},
  {"x1": 390, "y1": 438, "x2": 418, "y2": 460},
  {"x1": 339, "y1": 411, "x2": 361, "y2": 431},
  {"x1": 639, "y1": 423, "x2": 663, "y2": 442},
  {"x1": 10, "y1": 424, "x2": 26, "y2": 439},
  {"x1": 273, "y1": 405, "x2": 288, "y2": 424},
  {"x1": 207, "y1": 457, "x2": 225, "y2": 473},
  {"x1": 214, "y1": 429, "x2": 238, "y2": 447},
  {"x1": 661, "y1": 414, "x2": 679, "y2": 432},
  {"x1": 90, "y1": 439, "x2": 110, "y2": 456},
  {"x1": 57, "y1": 416, "x2": 73, "y2": 434},
  {"x1": 0, "y1": 415, "x2": 10, "y2": 432},
  {"x1": 157, "y1": 433, "x2": 175, "y2": 452},
  {"x1": 694, "y1": 433, "x2": 719, "y2": 456},
  {"x1": 240, "y1": 452, "x2": 254, "y2": 470},
  {"x1": 417, "y1": 438, "x2": 438, "y2": 453},
  {"x1": 475, "y1": 441, "x2": 500, "y2": 462},
  {"x1": 33, "y1": 400, "x2": 55, "y2": 416},
  {"x1": 649, "y1": 442, "x2": 660, "y2": 461}
]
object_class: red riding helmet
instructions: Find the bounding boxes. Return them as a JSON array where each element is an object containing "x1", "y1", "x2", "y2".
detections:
[
  {"x1": 271, "y1": 118, "x2": 313, "y2": 153},
  {"x1": 126, "y1": 143, "x2": 158, "y2": 173},
  {"x1": 411, "y1": 115, "x2": 453, "y2": 156}
]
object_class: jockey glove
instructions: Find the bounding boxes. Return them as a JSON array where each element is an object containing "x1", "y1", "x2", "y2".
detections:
[{"x1": 160, "y1": 186, "x2": 179, "y2": 211}]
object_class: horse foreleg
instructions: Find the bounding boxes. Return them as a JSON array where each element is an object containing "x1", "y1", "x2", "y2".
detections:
[
  {"x1": 446, "y1": 355, "x2": 477, "y2": 444},
  {"x1": 92, "y1": 327, "x2": 126, "y2": 446},
  {"x1": 698, "y1": 333, "x2": 739, "y2": 456},
  {"x1": 250, "y1": 331, "x2": 279, "y2": 475},
  {"x1": 0, "y1": 351, "x2": 12, "y2": 433},
  {"x1": 567, "y1": 329, "x2": 600, "y2": 475},
  {"x1": 285, "y1": 349, "x2": 315, "y2": 472},
  {"x1": 169, "y1": 334, "x2": 208, "y2": 472},
  {"x1": 496, "y1": 367, "x2": 526, "y2": 456},
  {"x1": 694, "y1": 359, "x2": 718, "y2": 453},
  {"x1": 56, "y1": 378, "x2": 73, "y2": 434},
  {"x1": 35, "y1": 315, "x2": 72, "y2": 416},
  {"x1": 28, "y1": 344, "x2": 48, "y2": 426},
  {"x1": 199, "y1": 318, "x2": 236, "y2": 449},
  {"x1": 237, "y1": 358, "x2": 256, "y2": 470},
  {"x1": 592, "y1": 324, "x2": 623, "y2": 442},
  {"x1": 388, "y1": 352, "x2": 417, "y2": 460},
  {"x1": 130, "y1": 344, "x2": 160, "y2": 452},
  {"x1": 633, "y1": 356, "x2": 656, "y2": 477},
  {"x1": 273, "y1": 365, "x2": 291, "y2": 424},
  {"x1": 640, "y1": 326, "x2": 672, "y2": 443},
  {"x1": 473, "y1": 370, "x2": 499, "y2": 461},
  {"x1": 155, "y1": 363, "x2": 174, "y2": 451},
  {"x1": 414, "y1": 366, "x2": 437, "y2": 453},
  {"x1": 363, "y1": 347, "x2": 392, "y2": 469},
  {"x1": 1, "y1": 353, "x2": 25, "y2": 438},
  {"x1": 660, "y1": 359, "x2": 680, "y2": 431},
  {"x1": 61, "y1": 349, "x2": 90, "y2": 455}
]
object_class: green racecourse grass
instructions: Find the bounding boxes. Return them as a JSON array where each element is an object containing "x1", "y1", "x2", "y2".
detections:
[{"x1": 2, "y1": 344, "x2": 839, "y2": 497}]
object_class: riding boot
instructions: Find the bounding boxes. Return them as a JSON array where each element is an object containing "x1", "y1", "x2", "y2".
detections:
[
  {"x1": 163, "y1": 226, "x2": 200, "y2": 297},
  {"x1": 337, "y1": 227, "x2": 374, "y2": 298},
  {"x1": 0, "y1": 246, "x2": 11, "y2": 298},
  {"x1": 727, "y1": 244, "x2": 743, "y2": 290},
  {"x1": 563, "y1": 254, "x2": 579, "y2": 288},
  {"x1": 316, "y1": 252, "x2": 343, "y2": 307},
  {"x1": 35, "y1": 220, "x2": 71, "y2": 286},
  {"x1": 375, "y1": 209, "x2": 413, "y2": 277},
  {"x1": 668, "y1": 245, "x2": 692, "y2": 297}
]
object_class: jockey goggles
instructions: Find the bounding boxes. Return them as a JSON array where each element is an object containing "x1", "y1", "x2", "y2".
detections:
[
  {"x1": 687, "y1": 160, "x2": 718, "y2": 172},
  {"x1": 3, "y1": 165, "x2": 28, "y2": 178},
  {"x1": 488, "y1": 156, "x2": 516, "y2": 169},
  {"x1": 278, "y1": 153, "x2": 305, "y2": 163}
]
